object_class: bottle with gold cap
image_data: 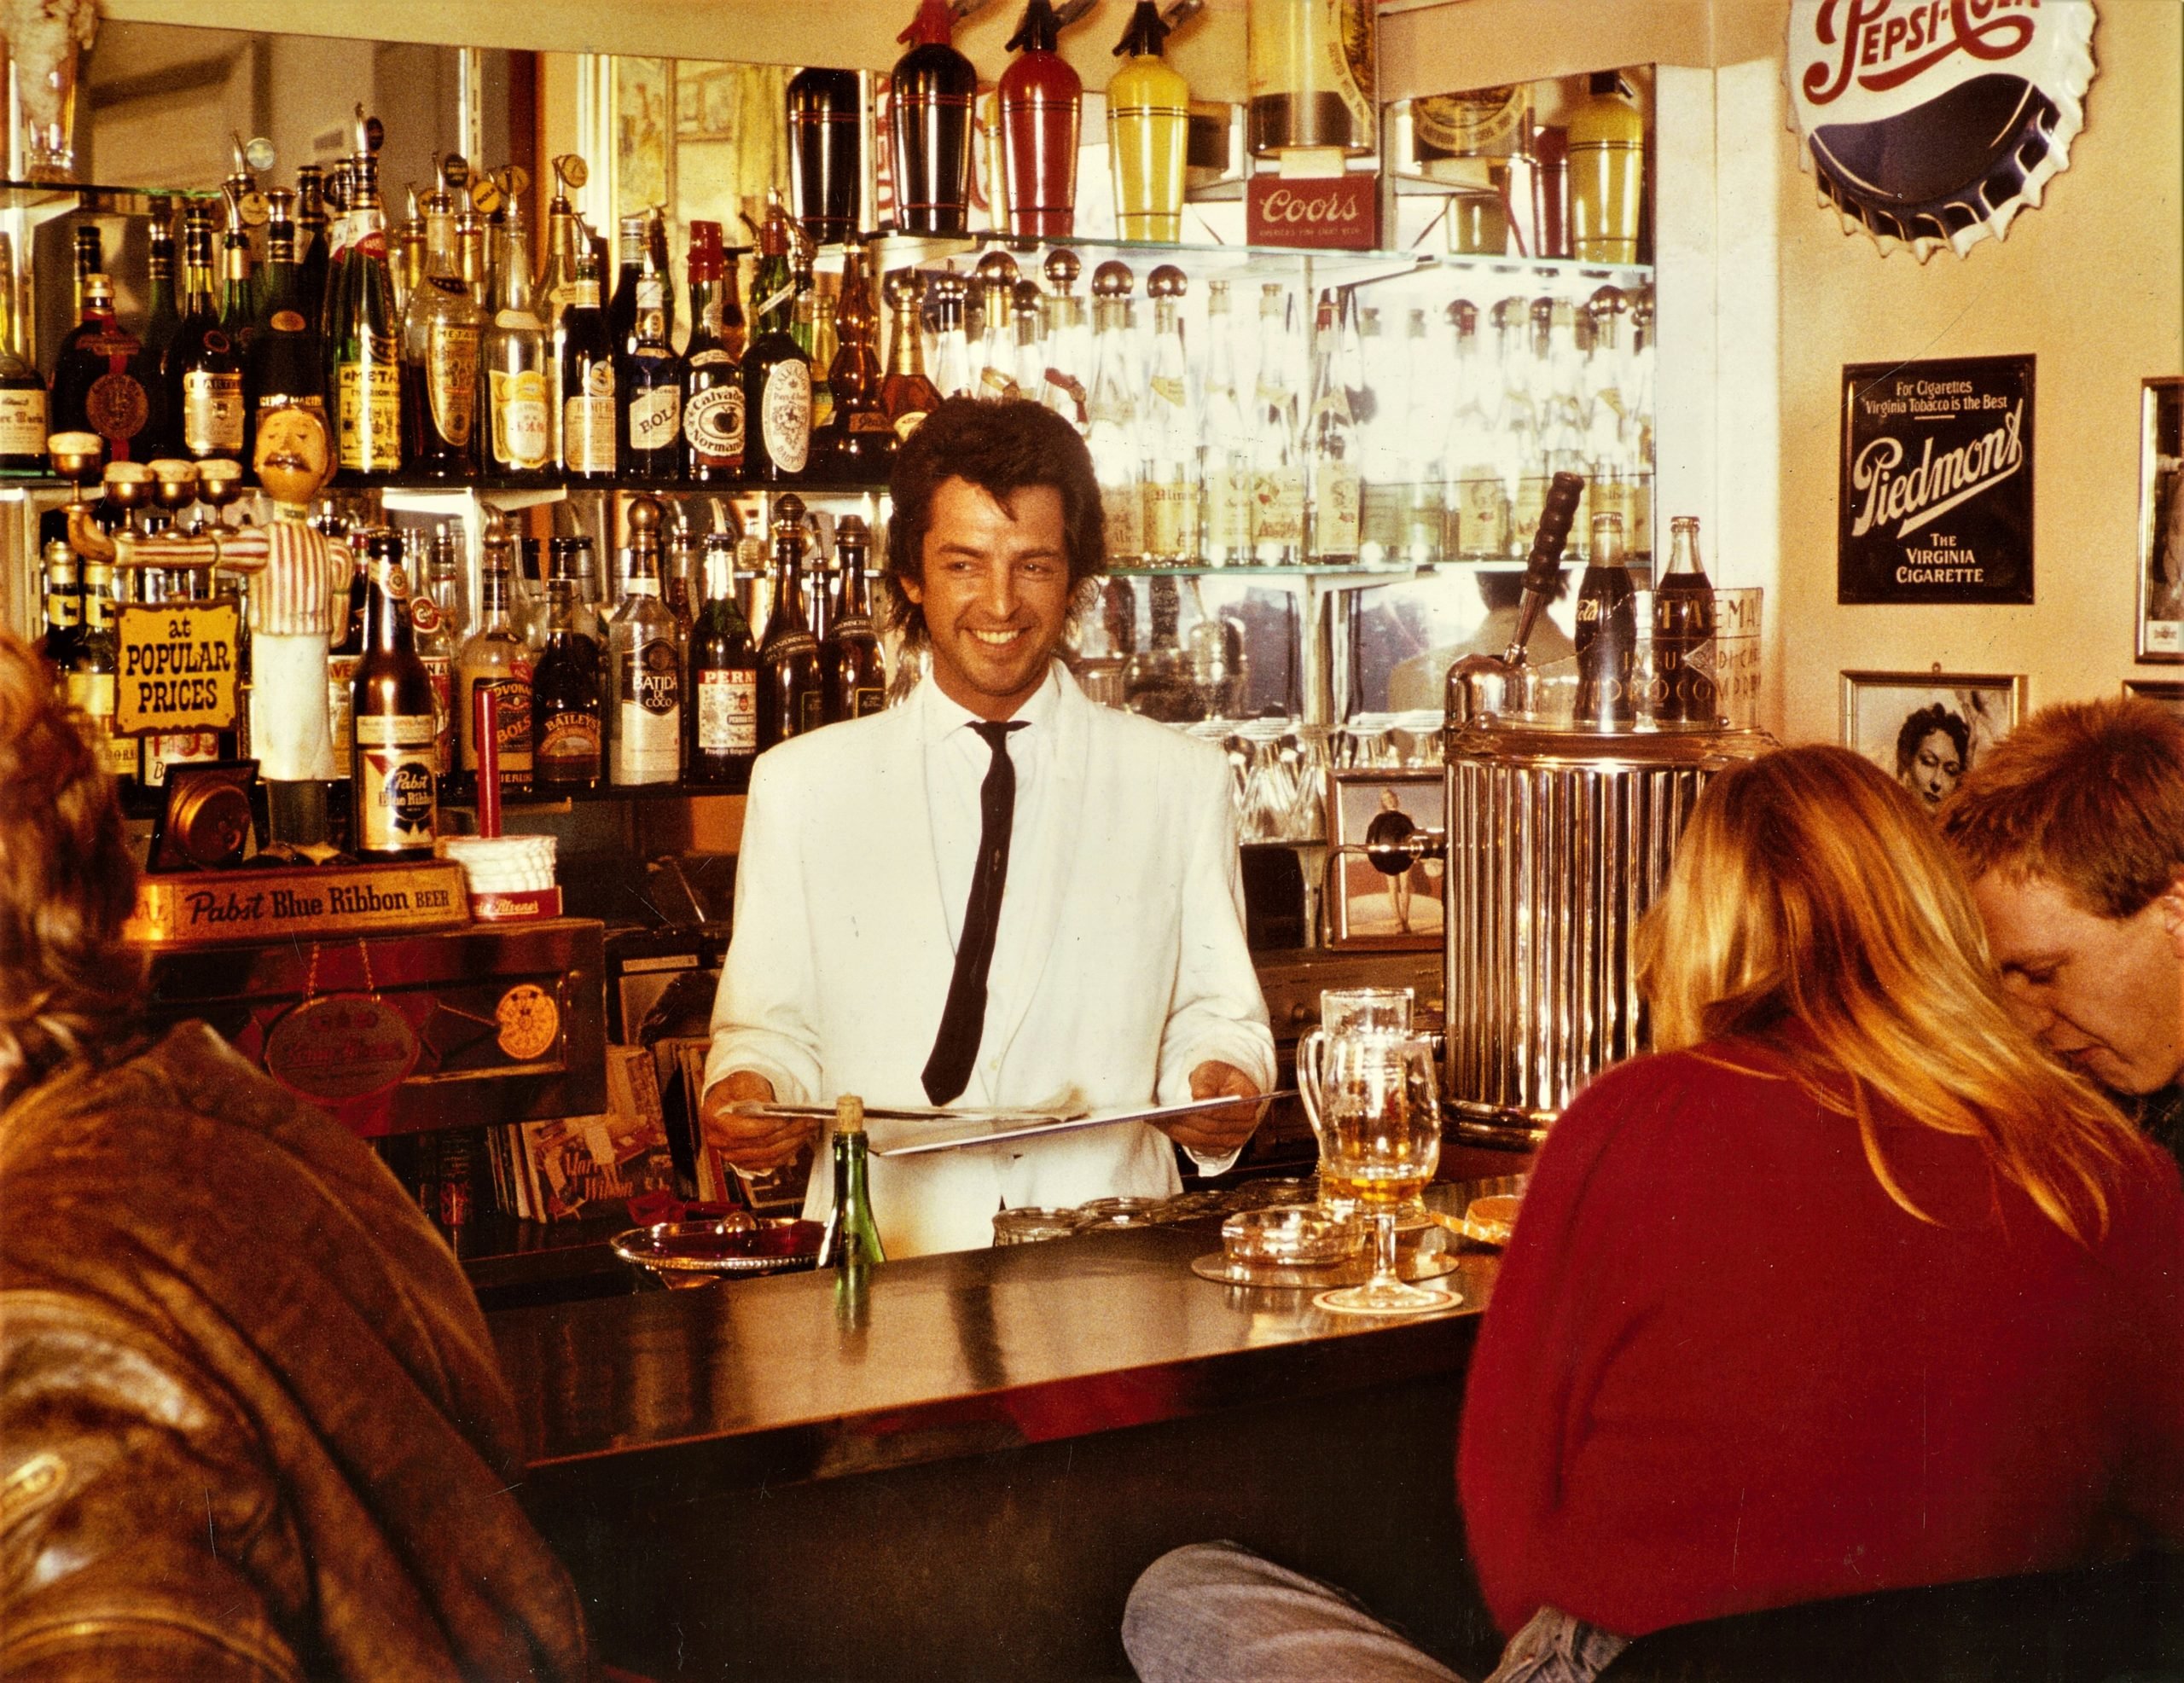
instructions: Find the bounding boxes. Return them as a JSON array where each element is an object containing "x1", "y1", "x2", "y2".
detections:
[{"x1": 817, "y1": 1094, "x2": 886, "y2": 1268}]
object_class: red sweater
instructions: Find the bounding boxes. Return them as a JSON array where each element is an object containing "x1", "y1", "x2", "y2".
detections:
[{"x1": 1457, "y1": 1043, "x2": 2184, "y2": 1639}]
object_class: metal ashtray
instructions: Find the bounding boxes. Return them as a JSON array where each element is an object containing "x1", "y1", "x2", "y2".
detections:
[
  {"x1": 611, "y1": 1217, "x2": 825, "y2": 1285},
  {"x1": 1221, "y1": 1204, "x2": 1362, "y2": 1268}
]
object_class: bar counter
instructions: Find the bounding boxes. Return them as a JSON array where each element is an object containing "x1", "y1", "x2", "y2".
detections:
[{"x1": 492, "y1": 1220, "x2": 1507, "y2": 1681}]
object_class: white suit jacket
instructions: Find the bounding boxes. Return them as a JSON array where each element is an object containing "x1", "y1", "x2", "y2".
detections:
[{"x1": 703, "y1": 665, "x2": 1276, "y2": 1256}]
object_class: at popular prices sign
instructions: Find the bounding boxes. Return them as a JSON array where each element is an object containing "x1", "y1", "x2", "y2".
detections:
[{"x1": 115, "y1": 596, "x2": 241, "y2": 735}]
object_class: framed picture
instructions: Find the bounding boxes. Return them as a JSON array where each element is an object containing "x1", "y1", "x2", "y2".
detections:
[
  {"x1": 1841, "y1": 670, "x2": 2028, "y2": 816},
  {"x1": 1327, "y1": 771, "x2": 1443, "y2": 950},
  {"x1": 2135, "y1": 379, "x2": 2184, "y2": 660},
  {"x1": 2124, "y1": 678, "x2": 2184, "y2": 720}
]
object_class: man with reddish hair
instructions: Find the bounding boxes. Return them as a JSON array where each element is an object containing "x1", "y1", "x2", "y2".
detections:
[{"x1": 1940, "y1": 695, "x2": 2184, "y2": 1164}]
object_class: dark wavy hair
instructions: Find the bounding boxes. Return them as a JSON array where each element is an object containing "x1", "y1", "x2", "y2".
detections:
[
  {"x1": 1894, "y1": 703, "x2": 1970, "y2": 779},
  {"x1": 0, "y1": 631, "x2": 146, "y2": 1106},
  {"x1": 882, "y1": 397, "x2": 1107, "y2": 645}
]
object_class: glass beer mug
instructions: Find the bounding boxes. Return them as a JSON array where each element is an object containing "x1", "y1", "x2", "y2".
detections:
[{"x1": 1296, "y1": 986, "x2": 1414, "y2": 1221}]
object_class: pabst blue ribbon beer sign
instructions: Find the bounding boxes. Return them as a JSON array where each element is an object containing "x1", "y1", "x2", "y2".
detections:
[
  {"x1": 1246, "y1": 172, "x2": 1379, "y2": 252},
  {"x1": 1786, "y1": 0, "x2": 2096, "y2": 259}
]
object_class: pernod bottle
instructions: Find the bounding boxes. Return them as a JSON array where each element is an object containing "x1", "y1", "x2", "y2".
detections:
[
  {"x1": 607, "y1": 496, "x2": 682, "y2": 786},
  {"x1": 1574, "y1": 510, "x2": 1638, "y2": 729},
  {"x1": 351, "y1": 531, "x2": 440, "y2": 861},
  {"x1": 1653, "y1": 514, "x2": 1718, "y2": 726},
  {"x1": 330, "y1": 109, "x2": 404, "y2": 482},
  {"x1": 687, "y1": 531, "x2": 759, "y2": 786}
]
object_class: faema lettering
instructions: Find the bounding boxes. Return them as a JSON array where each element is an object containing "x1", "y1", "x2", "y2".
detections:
[{"x1": 1850, "y1": 398, "x2": 2023, "y2": 539}]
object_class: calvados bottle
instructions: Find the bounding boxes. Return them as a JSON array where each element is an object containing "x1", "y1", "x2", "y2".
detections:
[
  {"x1": 1197, "y1": 281, "x2": 1252, "y2": 567},
  {"x1": 619, "y1": 258, "x2": 684, "y2": 479},
  {"x1": 1141, "y1": 264, "x2": 1198, "y2": 565},
  {"x1": 1086, "y1": 261, "x2": 1145, "y2": 566},
  {"x1": 890, "y1": 0, "x2": 977, "y2": 237},
  {"x1": 787, "y1": 67, "x2": 864, "y2": 247},
  {"x1": 170, "y1": 202, "x2": 247, "y2": 469},
  {"x1": 1569, "y1": 71, "x2": 1646, "y2": 266},
  {"x1": 0, "y1": 235, "x2": 49, "y2": 471},
  {"x1": 1574, "y1": 511, "x2": 1637, "y2": 729},
  {"x1": 823, "y1": 235, "x2": 893, "y2": 473},
  {"x1": 997, "y1": 0, "x2": 1083, "y2": 240},
  {"x1": 330, "y1": 107, "x2": 404, "y2": 482},
  {"x1": 1305, "y1": 291, "x2": 1360, "y2": 565},
  {"x1": 1652, "y1": 514, "x2": 1717, "y2": 726},
  {"x1": 824, "y1": 515, "x2": 886, "y2": 723},
  {"x1": 1108, "y1": 1, "x2": 1190, "y2": 241},
  {"x1": 879, "y1": 269, "x2": 942, "y2": 444},
  {"x1": 607, "y1": 496, "x2": 682, "y2": 786},
  {"x1": 480, "y1": 194, "x2": 551, "y2": 480},
  {"x1": 251, "y1": 191, "x2": 329, "y2": 441},
  {"x1": 351, "y1": 531, "x2": 440, "y2": 861},
  {"x1": 399, "y1": 161, "x2": 484, "y2": 480},
  {"x1": 682, "y1": 222, "x2": 744, "y2": 482},
  {"x1": 1246, "y1": 0, "x2": 1377, "y2": 158},
  {"x1": 758, "y1": 495, "x2": 824, "y2": 750},
  {"x1": 688, "y1": 531, "x2": 759, "y2": 786},
  {"x1": 455, "y1": 533, "x2": 535, "y2": 799},
  {"x1": 816, "y1": 1095, "x2": 886, "y2": 1268},
  {"x1": 559, "y1": 247, "x2": 618, "y2": 481},
  {"x1": 741, "y1": 194, "x2": 813, "y2": 484}
]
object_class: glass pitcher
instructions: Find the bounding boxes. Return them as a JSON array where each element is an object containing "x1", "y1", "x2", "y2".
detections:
[{"x1": 1296, "y1": 986, "x2": 1414, "y2": 1220}]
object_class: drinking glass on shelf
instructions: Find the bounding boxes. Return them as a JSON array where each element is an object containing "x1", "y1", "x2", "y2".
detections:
[{"x1": 1311, "y1": 1032, "x2": 1458, "y2": 1317}]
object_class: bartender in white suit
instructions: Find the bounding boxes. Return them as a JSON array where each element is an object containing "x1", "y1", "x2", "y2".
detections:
[{"x1": 701, "y1": 398, "x2": 1276, "y2": 1256}]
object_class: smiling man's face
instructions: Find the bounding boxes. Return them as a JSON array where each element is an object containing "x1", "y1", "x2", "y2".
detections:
[
  {"x1": 1971, "y1": 868, "x2": 2184, "y2": 1096},
  {"x1": 900, "y1": 476, "x2": 1073, "y2": 722}
]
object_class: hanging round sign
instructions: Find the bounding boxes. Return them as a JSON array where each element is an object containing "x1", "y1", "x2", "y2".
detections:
[
  {"x1": 264, "y1": 995, "x2": 420, "y2": 1102},
  {"x1": 1784, "y1": 0, "x2": 2096, "y2": 261}
]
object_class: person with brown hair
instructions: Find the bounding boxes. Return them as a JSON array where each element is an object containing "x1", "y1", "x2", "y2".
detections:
[
  {"x1": 1940, "y1": 695, "x2": 2184, "y2": 1165},
  {"x1": 1125, "y1": 746, "x2": 2182, "y2": 1683},
  {"x1": 0, "y1": 630, "x2": 595, "y2": 1680}
]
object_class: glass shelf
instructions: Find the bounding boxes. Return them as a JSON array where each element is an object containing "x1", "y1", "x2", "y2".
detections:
[{"x1": 444, "y1": 780, "x2": 748, "y2": 810}]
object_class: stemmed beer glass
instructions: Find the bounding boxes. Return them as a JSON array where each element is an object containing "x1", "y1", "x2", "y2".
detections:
[{"x1": 1311, "y1": 1032, "x2": 1457, "y2": 1316}]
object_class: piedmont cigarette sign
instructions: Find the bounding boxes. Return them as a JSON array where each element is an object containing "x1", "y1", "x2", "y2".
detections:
[
  {"x1": 1838, "y1": 354, "x2": 2034, "y2": 604},
  {"x1": 114, "y1": 596, "x2": 241, "y2": 735}
]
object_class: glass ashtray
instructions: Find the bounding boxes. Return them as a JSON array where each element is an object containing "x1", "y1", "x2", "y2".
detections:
[
  {"x1": 993, "y1": 1206, "x2": 1088, "y2": 1245},
  {"x1": 1222, "y1": 1204, "x2": 1362, "y2": 1268},
  {"x1": 1076, "y1": 1196, "x2": 1166, "y2": 1230}
]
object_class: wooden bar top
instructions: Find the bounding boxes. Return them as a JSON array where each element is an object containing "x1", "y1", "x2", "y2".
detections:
[{"x1": 491, "y1": 1221, "x2": 1499, "y2": 1492}]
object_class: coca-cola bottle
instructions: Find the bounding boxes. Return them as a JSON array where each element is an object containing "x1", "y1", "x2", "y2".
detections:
[
  {"x1": 787, "y1": 68, "x2": 864, "y2": 247},
  {"x1": 997, "y1": 0, "x2": 1083, "y2": 240},
  {"x1": 1574, "y1": 510, "x2": 1637, "y2": 729},
  {"x1": 1652, "y1": 514, "x2": 1717, "y2": 726},
  {"x1": 890, "y1": 0, "x2": 976, "y2": 237}
]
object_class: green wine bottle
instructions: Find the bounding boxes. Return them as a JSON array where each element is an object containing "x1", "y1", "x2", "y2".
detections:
[{"x1": 817, "y1": 1095, "x2": 886, "y2": 1268}]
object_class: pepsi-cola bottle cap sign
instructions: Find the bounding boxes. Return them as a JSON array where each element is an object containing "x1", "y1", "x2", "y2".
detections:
[{"x1": 1786, "y1": 0, "x2": 2096, "y2": 262}]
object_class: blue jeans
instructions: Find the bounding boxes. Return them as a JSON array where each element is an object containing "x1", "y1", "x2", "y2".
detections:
[{"x1": 1123, "y1": 1541, "x2": 1628, "y2": 1683}]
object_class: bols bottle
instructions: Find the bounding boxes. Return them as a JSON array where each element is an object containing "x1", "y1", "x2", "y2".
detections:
[
  {"x1": 1574, "y1": 510, "x2": 1638, "y2": 729},
  {"x1": 351, "y1": 532, "x2": 440, "y2": 860},
  {"x1": 607, "y1": 496, "x2": 682, "y2": 786},
  {"x1": 619, "y1": 266, "x2": 684, "y2": 479}
]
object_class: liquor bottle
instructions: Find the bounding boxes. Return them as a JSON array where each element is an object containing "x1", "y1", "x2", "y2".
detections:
[
  {"x1": 1011, "y1": 281, "x2": 1046, "y2": 406},
  {"x1": 38, "y1": 543, "x2": 81, "y2": 669},
  {"x1": 891, "y1": 0, "x2": 977, "y2": 237},
  {"x1": 1037, "y1": 248, "x2": 1090, "y2": 429},
  {"x1": 1252, "y1": 285, "x2": 1305, "y2": 566},
  {"x1": 532, "y1": 548, "x2": 603, "y2": 791},
  {"x1": 645, "y1": 210, "x2": 677, "y2": 351},
  {"x1": 619, "y1": 260, "x2": 684, "y2": 479},
  {"x1": 473, "y1": 200, "x2": 550, "y2": 482},
  {"x1": 135, "y1": 204, "x2": 179, "y2": 456},
  {"x1": 607, "y1": 497, "x2": 682, "y2": 786},
  {"x1": 688, "y1": 531, "x2": 759, "y2": 785},
  {"x1": 1124, "y1": 576, "x2": 1197, "y2": 721},
  {"x1": 1488, "y1": 296, "x2": 1539, "y2": 560},
  {"x1": 1653, "y1": 514, "x2": 1717, "y2": 726},
  {"x1": 758, "y1": 495, "x2": 823, "y2": 750},
  {"x1": 664, "y1": 517, "x2": 700, "y2": 655},
  {"x1": 1142, "y1": 264, "x2": 1198, "y2": 565},
  {"x1": 1305, "y1": 293, "x2": 1360, "y2": 566},
  {"x1": 607, "y1": 212, "x2": 648, "y2": 364},
  {"x1": 554, "y1": 535, "x2": 607, "y2": 648},
  {"x1": 412, "y1": 535, "x2": 458, "y2": 786},
  {"x1": 1535, "y1": 299, "x2": 1589, "y2": 555},
  {"x1": 1627, "y1": 294, "x2": 1656, "y2": 561},
  {"x1": 67, "y1": 560, "x2": 141, "y2": 792},
  {"x1": 928, "y1": 271, "x2": 973, "y2": 402},
  {"x1": 1569, "y1": 71, "x2": 1646, "y2": 266},
  {"x1": 398, "y1": 166, "x2": 482, "y2": 480},
  {"x1": 294, "y1": 165, "x2": 331, "y2": 332},
  {"x1": 1246, "y1": 0, "x2": 1376, "y2": 157},
  {"x1": 1394, "y1": 307, "x2": 1445, "y2": 566},
  {"x1": 997, "y1": 0, "x2": 1083, "y2": 240},
  {"x1": 816, "y1": 1095, "x2": 886, "y2": 1268},
  {"x1": 880, "y1": 269, "x2": 942, "y2": 442},
  {"x1": 1573, "y1": 511, "x2": 1636, "y2": 729},
  {"x1": 0, "y1": 236, "x2": 47, "y2": 471},
  {"x1": 456, "y1": 544, "x2": 535, "y2": 798},
  {"x1": 534, "y1": 154, "x2": 589, "y2": 467},
  {"x1": 1354, "y1": 305, "x2": 1400, "y2": 566},
  {"x1": 218, "y1": 195, "x2": 257, "y2": 354},
  {"x1": 719, "y1": 245, "x2": 749, "y2": 362},
  {"x1": 824, "y1": 516, "x2": 887, "y2": 723},
  {"x1": 790, "y1": 252, "x2": 834, "y2": 438},
  {"x1": 822, "y1": 236, "x2": 892, "y2": 474},
  {"x1": 351, "y1": 531, "x2": 440, "y2": 860},
  {"x1": 1440, "y1": 300, "x2": 1502, "y2": 560},
  {"x1": 682, "y1": 222, "x2": 744, "y2": 481},
  {"x1": 558, "y1": 247, "x2": 617, "y2": 481},
  {"x1": 168, "y1": 204, "x2": 247, "y2": 468},
  {"x1": 330, "y1": 110, "x2": 404, "y2": 482},
  {"x1": 1580, "y1": 287, "x2": 1634, "y2": 553},
  {"x1": 390, "y1": 184, "x2": 429, "y2": 324},
  {"x1": 787, "y1": 68, "x2": 864, "y2": 248},
  {"x1": 973, "y1": 251, "x2": 1020, "y2": 400},
  {"x1": 71, "y1": 225, "x2": 102, "y2": 321},
  {"x1": 51, "y1": 275, "x2": 156, "y2": 462},
  {"x1": 318, "y1": 159, "x2": 353, "y2": 352},
  {"x1": 250, "y1": 191, "x2": 329, "y2": 437},
  {"x1": 741, "y1": 195, "x2": 812, "y2": 484},
  {"x1": 1086, "y1": 262, "x2": 1144, "y2": 566},
  {"x1": 1109, "y1": 1, "x2": 1190, "y2": 241},
  {"x1": 1197, "y1": 281, "x2": 1252, "y2": 567}
]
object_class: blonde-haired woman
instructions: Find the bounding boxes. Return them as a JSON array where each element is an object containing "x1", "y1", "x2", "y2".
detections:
[{"x1": 1458, "y1": 744, "x2": 2184, "y2": 1667}]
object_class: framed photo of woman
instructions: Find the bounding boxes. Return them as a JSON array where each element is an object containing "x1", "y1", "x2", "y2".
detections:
[
  {"x1": 1327, "y1": 771, "x2": 1444, "y2": 950},
  {"x1": 1841, "y1": 670, "x2": 2028, "y2": 817}
]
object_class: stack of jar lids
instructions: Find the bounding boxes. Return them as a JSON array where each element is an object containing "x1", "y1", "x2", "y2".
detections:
[{"x1": 436, "y1": 834, "x2": 561, "y2": 920}]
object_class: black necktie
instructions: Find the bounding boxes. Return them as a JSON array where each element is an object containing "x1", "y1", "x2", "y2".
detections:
[{"x1": 923, "y1": 720, "x2": 1027, "y2": 1106}]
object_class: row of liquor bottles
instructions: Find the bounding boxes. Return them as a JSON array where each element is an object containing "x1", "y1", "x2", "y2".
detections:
[{"x1": 34, "y1": 491, "x2": 885, "y2": 852}]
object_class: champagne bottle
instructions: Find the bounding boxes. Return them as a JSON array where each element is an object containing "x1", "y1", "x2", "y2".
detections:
[
  {"x1": 558, "y1": 247, "x2": 617, "y2": 481},
  {"x1": 607, "y1": 496, "x2": 682, "y2": 786},
  {"x1": 997, "y1": 0, "x2": 1083, "y2": 240},
  {"x1": 824, "y1": 516, "x2": 886, "y2": 723},
  {"x1": 1574, "y1": 510, "x2": 1637, "y2": 729},
  {"x1": 1653, "y1": 514, "x2": 1717, "y2": 726},
  {"x1": 531, "y1": 548, "x2": 603, "y2": 791},
  {"x1": 688, "y1": 531, "x2": 759, "y2": 786},
  {"x1": 758, "y1": 495, "x2": 823, "y2": 750},
  {"x1": 330, "y1": 109, "x2": 404, "y2": 482},
  {"x1": 741, "y1": 194, "x2": 812, "y2": 484},
  {"x1": 456, "y1": 537, "x2": 535, "y2": 798},
  {"x1": 0, "y1": 235, "x2": 48, "y2": 471},
  {"x1": 351, "y1": 531, "x2": 440, "y2": 860},
  {"x1": 170, "y1": 203, "x2": 247, "y2": 468},
  {"x1": 480, "y1": 198, "x2": 551, "y2": 479},
  {"x1": 1108, "y1": 1, "x2": 1190, "y2": 241},
  {"x1": 398, "y1": 162, "x2": 483, "y2": 480},
  {"x1": 879, "y1": 268, "x2": 941, "y2": 443},
  {"x1": 816, "y1": 1095, "x2": 886, "y2": 1268},
  {"x1": 787, "y1": 68, "x2": 865, "y2": 247},
  {"x1": 682, "y1": 221, "x2": 744, "y2": 481},
  {"x1": 890, "y1": 0, "x2": 977, "y2": 237}
]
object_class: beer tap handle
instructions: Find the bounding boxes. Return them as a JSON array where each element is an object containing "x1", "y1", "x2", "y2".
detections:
[{"x1": 1502, "y1": 471, "x2": 1586, "y2": 666}]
